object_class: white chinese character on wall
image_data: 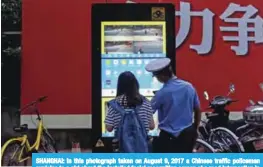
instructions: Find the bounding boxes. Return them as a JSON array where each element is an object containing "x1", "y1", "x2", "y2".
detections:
[
  {"x1": 220, "y1": 3, "x2": 263, "y2": 56},
  {"x1": 176, "y1": 2, "x2": 215, "y2": 55}
]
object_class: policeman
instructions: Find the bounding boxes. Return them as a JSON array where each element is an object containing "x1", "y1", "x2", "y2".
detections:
[{"x1": 145, "y1": 58, "x2": 201, "y2": 153}]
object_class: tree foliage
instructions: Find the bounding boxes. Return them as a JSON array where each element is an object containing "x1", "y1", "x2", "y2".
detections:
[
  {"x1": 1, "y1": 0, "x2": 21, "y2": 60},
  {"x1": 1, "y1": 0, "x2": 22, "y2": 31},
  {"x1": 1, "y1": 0, "x2": 22, "y2": 106}
]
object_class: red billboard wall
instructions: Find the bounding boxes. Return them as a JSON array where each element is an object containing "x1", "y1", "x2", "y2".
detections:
[{"x1": 21, "y1": 0, "x2": 263, "y2": 128}]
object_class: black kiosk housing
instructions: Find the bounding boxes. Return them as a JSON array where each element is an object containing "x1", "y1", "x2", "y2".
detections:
[{"x1": 92, "y1": 3, "x2": 175, "y2": 152}]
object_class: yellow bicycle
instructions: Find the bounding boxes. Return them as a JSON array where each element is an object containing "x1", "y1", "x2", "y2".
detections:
[{"x1": 1, "y1": 96, "x2": 58, "y2": 166}]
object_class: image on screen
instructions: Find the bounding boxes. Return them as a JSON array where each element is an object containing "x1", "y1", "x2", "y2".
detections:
[
  {"x1": 101, "y1": 22, "x2": 166, "y2": 137},
  {"x1": 103, "y1": 25, "x2": 163, "y2": 54}
]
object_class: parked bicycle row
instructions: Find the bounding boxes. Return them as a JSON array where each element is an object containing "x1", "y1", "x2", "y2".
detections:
[
  {"x1": 1, "y1": 96, "x2": 57, "y2": 166},
  {"x1": 194, "y1": 83, "x2": 263, "y2": 153},
  {"x1": 1, "y1": 82, "x2": 262, "y2": 165}
]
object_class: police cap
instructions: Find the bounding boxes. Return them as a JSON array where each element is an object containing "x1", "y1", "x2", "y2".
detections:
[{"x1": 145, "y1": 58, "x2": 171, "y2": 74}]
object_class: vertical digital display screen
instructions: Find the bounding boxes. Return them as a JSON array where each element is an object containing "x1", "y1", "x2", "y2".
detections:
[{"x1": 101, "y1": 22, "x2": 166, "y2": 137}]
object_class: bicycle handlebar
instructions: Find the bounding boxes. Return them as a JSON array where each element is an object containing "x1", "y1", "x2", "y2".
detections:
[{"x1": 19, "y1": 96, "x2": 48, "y2": 112}]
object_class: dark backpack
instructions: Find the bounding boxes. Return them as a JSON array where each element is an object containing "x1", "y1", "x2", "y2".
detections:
[{"x1": 108, "y1": 99, "x2": 148, "y2": 153}]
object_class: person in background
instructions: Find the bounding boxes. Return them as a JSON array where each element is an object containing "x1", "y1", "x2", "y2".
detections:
[
  {"x1": 104, "y1": 71, "x2": 155, "y2": 152},
  {"x1": 145, "y1": 58, "x2": 202, "y2": 153}
]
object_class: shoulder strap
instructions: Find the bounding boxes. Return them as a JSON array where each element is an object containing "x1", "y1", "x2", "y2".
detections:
[
  {"x1": 108, "y1": 97, "x2": 147, "y2": 133},
  {"x1": 107, "y1": 100, "x2": 125, "y2": 116},
  {"x1": 108, "y1": 98, "x2": 146, "y2": 124},
  {"x1": 134, "y1": 98, "x2": 148, "y2": 135}
]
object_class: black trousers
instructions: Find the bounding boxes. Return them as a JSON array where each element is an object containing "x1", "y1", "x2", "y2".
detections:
[{"x1": 152, "y1": 124, "x2": 197, "y2": 153}]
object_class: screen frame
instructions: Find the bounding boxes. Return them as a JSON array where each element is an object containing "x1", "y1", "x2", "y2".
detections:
[
  {"x1": 101, "y1": 21, "x2": 166, "y2": 137},
  {"x1": 92, "y1": 3, "x2": 175, "y2": 149}
]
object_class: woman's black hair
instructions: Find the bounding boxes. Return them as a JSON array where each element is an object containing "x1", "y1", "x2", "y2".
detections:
[{"x1": 116, "y1": 71, "x2": 142, "y2": 106}]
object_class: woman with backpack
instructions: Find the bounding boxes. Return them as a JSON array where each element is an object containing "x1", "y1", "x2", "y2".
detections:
[{"x1": 104, "y1": 71, "x2": 155, "y2": 153}]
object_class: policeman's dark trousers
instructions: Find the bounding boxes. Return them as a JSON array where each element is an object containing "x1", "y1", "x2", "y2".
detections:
[{"x1": 152, "y1": 125, "x2": 197, "y2": 153}]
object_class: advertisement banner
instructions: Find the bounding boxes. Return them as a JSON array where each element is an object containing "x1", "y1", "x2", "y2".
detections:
[{"x1": 21, "y1": 0, "x2": 263, "y2": 128}]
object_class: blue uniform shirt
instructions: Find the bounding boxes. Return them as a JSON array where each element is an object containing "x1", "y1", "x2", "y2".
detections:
[{"x1": 151, "y1": 77, "x2": 200, "y2": 137}]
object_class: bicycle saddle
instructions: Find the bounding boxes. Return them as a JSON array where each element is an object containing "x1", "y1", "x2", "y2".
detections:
[
  {"x1": 13, "y1": 124, "x2": 28, "y2": 132},
  {"x1": 206, "y1": 112, "x2": 219, "y2": 119},
  {"x1": 211, "y1": 96, "x2": 233, "y2": 106},
  {"x1": 243, "y1": 105, "x2": 263, "y2": 126}
]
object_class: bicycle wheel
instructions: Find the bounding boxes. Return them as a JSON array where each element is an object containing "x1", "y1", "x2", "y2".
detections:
[
  {"x1": 193, "y1": 139, "x2": 216, "y2": 153},
  {"x1": 1, "y1": 141, "x2": 26, "y2": 166},
  {"x1": 209, "y1": 127, "x2": 245, "y2": 153},
  {"x1": 41, "y1": 130, "x2": 58, "y2": 153}
]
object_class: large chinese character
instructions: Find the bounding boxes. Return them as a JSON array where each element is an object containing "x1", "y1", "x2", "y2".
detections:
[
  {"x1": 220, "y1": 3, "x2": 263, "y2": 56},
  {"x1": 176, "y1": 2, "x2": 215, "y2": 54}
]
